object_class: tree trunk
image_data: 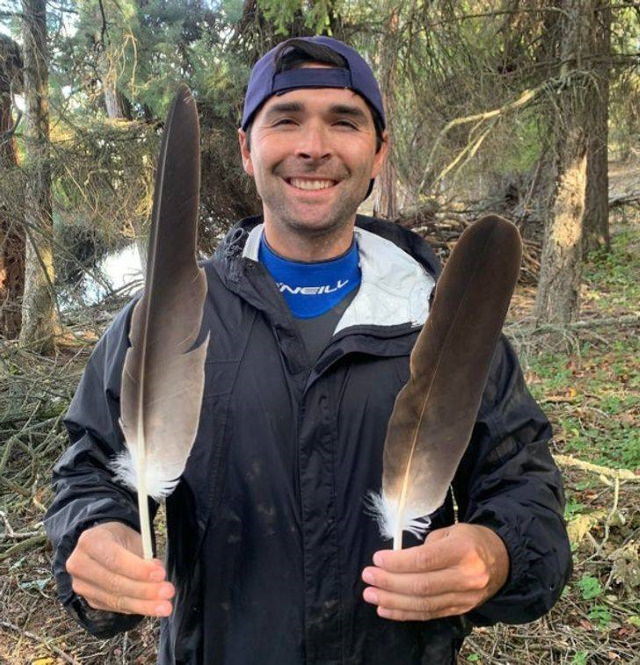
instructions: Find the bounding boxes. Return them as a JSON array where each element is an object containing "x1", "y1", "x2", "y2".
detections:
[
  {"x1": 373, "y1": 159, "x2": 398, "y2": 220},
  {"x1": 0, "y1": 34, "x2": 25, "y2": 338},
  {"x1": 583, "y1": 1, "x2": 611, "y2": 254},
  {"x1": 98, "y1": 51, "x2": 132, "y2": 119},
  {"x1": 372, "y1": 7, "x2": 398, "y2": 220},
  {"x1": 534, "y1": 1, "x2": 595, "y2": 327},
  {"x1": 19, "y1": 0, "x2": 58, "y2": 353}
]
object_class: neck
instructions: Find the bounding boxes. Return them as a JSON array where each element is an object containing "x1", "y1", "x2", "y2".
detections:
[{"x1": 262, "y1": 218, "x2": 356, "y2": 262}]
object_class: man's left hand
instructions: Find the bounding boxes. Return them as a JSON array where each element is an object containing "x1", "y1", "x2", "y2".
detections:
[{"x1": 361, "y1": 523, "x2": 509, "y2": 621}]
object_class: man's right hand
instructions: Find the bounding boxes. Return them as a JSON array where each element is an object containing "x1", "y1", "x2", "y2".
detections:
[{"x1": 65, "y1": 521, "x2": 175, "y2": 617}]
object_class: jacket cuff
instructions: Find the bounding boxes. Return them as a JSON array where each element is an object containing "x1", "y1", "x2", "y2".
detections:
[
  {"x1": 66, "y1": 593, "x2": 142, "y2": 639},
  {"x1": 464, "y1": 503, "x2": 571, "y2": 626}
]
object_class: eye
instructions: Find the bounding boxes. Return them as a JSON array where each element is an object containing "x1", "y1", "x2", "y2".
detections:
[
  {"x1": 272, "y1": 118, "x2": 296, "y2": 127},
  {"x1": 335, "y1": 120, "x2": 358, "y2": 129}
]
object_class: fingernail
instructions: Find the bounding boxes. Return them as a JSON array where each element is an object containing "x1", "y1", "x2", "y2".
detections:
[
  {"x1": 373, "y1": 551, "x2": 384, "y2": 566},
  {"x1": 159, "y1": 584, "x2": 174, "y2": 598},
  {"x1": 362, "y1": 569, "x2": 374, "y2": 584},
  {"x1": 156, "y1": 603, "x2": 171, "y2": 616},
  {"x1": 378, "y1": 607, "x2": 392, "y2": 618},
  {"x1": 363, "y1": 588, "x2": 378, "y2": 604}
]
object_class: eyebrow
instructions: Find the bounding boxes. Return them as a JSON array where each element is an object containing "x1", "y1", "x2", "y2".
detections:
[
  {"x1": 328, "y1": 104, "x2": 369, "y2": 122},
  {"x1": 263, "y1": 102, "x2": 304, "y2": 120},
  {"x1": 262, "y1": 101, "x2": 369, "y2": 123}
]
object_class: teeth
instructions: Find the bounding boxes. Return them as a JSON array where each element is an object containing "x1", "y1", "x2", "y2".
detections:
[{"x1": 289, "y1": 178, "x2": 335, "y2": 190}]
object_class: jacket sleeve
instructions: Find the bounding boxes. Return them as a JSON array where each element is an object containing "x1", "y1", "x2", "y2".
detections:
[
  {"x1": 44, "y1": 300, "x2": 156, "y2": 638},
  {"x1": 452, "y1": 335, "x2": 572, "y2": 626}
]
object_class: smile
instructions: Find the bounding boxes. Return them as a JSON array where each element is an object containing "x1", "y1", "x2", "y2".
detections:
[{"x1": 286, "y1": 178, "x2": 337, "y2": 191}]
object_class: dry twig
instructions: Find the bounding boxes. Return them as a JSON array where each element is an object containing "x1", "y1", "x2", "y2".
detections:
[{"x1": 0, "y1": 621, "x2": 81, "y2": 665}]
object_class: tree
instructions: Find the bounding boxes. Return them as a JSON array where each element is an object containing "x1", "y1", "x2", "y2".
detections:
[
  {"x1": 583, "y1": 1, "x2": 611, "y2": 254},
  {"x1": 0, "y1": 33, "x2": 25, "y2": 338},
  {"x1": 19, "y1": 0, "x2": 58, "y2": 352},
  {"x1": 534, "y1": 0, "x2": 596, "y2": 327},
  {"x1": 372, "y1": 5, "x2": 399, "y2": 219}
]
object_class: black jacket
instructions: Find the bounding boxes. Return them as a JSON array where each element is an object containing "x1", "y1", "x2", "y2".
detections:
[{"x1": 45, "y1": 216, "x2": 572, "y2": 665}]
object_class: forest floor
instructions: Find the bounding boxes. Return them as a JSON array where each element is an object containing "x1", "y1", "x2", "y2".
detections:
[
  {"x1": 457, "y1": 193, "x2": 640, "y2": 663},
  {"x1": 1, "y1": 171, "x2": 639, "y2": 664}
]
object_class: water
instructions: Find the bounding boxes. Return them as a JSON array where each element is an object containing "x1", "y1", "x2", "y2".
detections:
[{"x1": 59, "y1": 243, "x2": 144, "y2": 312}]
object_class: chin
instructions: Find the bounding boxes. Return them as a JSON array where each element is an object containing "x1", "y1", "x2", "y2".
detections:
[
  {"x1": 285, "y1": 215, "x2": 353, "y2": 237},
  {"x1": 283, "y1": 203, "x2": 359, "y2": 233}
]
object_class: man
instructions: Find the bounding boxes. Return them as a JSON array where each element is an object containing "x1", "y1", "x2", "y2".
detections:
[{"x1": 45, "y1": 36, "x2": 571, "y2": 664}]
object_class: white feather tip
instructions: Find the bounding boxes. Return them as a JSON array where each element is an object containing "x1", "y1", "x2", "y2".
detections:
[
  {"x1": 111, "y1": 447, "x2": 179, "y2": 502},
  {"x1": 365, "y1": 490, "x2": 432, "y2": 542}
]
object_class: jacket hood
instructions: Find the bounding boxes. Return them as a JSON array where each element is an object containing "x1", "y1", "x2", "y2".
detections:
[{"x1": 214, "y1": 215, "x2": 440, "y2": 333}]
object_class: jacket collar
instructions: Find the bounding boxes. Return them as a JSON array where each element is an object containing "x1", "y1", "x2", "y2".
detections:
[{"x1": 234, "y1": 217, "x2": 436, "y2": 332}]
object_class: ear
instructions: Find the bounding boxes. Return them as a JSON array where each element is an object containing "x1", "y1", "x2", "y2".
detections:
[
  {"x1": 238, "y1": 128, "x2": 254, "y2": 177},
  {"x1": 371, "y1": 130, "x2": 390, "y2": 179}
]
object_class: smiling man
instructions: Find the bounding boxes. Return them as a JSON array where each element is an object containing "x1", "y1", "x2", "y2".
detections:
[
  {"x1": 45, "y1": 37, "x2": 571, "y2": 665},
  {"x1": 239, "y1": 75, "x2": 386, "y2": 260}
]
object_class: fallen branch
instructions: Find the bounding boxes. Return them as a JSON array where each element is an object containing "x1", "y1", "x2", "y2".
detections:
[
  {"x1": 553, "y1": 454, "x2": 639, "y2": 481},
  {"x1": 597, "y1": 476, "x2": 621, "y2": 554},
  {"x1": 0, "y1": 533, "x2": 47, "y2": 560},
  {"x1": 0, "y1": 620, "x2": 81, "y2": 665},
  {"x1": 506, "y1": 313, "x2": 640, "y2": 335},
  {"x1": 609, "y1": 192, "x2": 640, "y2": 208},
  {"x1": 0, "y1": 473, "x2": 30, "y2": 497},
  {"x1": 0, "y1": 511, "x2": 44, "y2": 541}
]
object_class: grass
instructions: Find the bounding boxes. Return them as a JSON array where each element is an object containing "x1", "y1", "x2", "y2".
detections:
[
  {"x1": 582, "y1": 227, "x2": 640, "y2": 315},
  {"x1": 521, "y1": 218, "x2": 640, "y2": 472},
  {"x1": 525, "y1": 335, "x2": 640, "y2": 470}
]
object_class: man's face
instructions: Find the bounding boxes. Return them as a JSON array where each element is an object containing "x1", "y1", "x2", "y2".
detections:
[{"x1": 238, "y1": 82, "x2": 388, "y2": 241}]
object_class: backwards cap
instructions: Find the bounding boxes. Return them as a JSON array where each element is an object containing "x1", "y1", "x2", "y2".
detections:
[{"x1": 241, "y1": 36, "x2": 385, "y2": 131}]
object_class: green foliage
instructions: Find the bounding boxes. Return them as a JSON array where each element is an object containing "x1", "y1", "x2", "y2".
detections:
[
  {"x1": 258, "y1": 0, "x2": 334, "y2": 35},
  {"x1": 587, "y1": 605, "x2": 613, "y2": 629},
  {"x1": 2, "y1": 0, "x2": 640, "y2": 287},
  {"x1": 584, "y1": 228, "x2": 640, "y2": 312},
  {"x1": 493, "y1": 109, "x2": 545, "y2": 176},
  {"x1": 565, "y1": 496, "x2": 586, "y2": 519},
  {"x1": 571, "y1": 652, "x2": 589, "y2": 665},
  {"x1": 526, "y1": 222, "x2": 640, "y2": 471},
  {"x1": 577, "y1": 575, "x2": 603, "y2": 601}
]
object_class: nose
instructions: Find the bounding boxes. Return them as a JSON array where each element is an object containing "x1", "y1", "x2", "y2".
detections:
[{"x1": 295, "y1": 122, "x2": 331, "y2": 162}]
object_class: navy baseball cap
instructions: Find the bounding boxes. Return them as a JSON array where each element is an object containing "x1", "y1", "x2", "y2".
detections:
[{"x1": 241, "y1": 36, "x2": 385, "y2": 131}]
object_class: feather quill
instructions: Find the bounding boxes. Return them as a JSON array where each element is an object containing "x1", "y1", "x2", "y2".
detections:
[
  {"x1": 112, "y1": 84, "x2": 209, "y2": 559},
  {"x1": 371, "y1": 215, "x2": 522, "y2": 550}
]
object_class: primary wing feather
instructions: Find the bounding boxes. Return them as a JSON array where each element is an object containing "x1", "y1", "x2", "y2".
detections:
[
  {"x1": 376, "y1": 215, "x2": 521, "y2": 548},
  {"x1": 114, "y1": 84, "x2": 208, "y2": 504}
]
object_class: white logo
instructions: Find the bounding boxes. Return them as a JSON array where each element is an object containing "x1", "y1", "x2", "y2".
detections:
[{"x1": 277, "y1": 279, "x2": 349, "y2": 295}]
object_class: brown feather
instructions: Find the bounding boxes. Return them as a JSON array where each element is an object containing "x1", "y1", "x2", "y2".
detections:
[
  {"x1": 112, "y1": 84, "x2": 209, "y2": 558},
  {"x1": 372, "y1": 215, "x2": 522, "y2": 549}
]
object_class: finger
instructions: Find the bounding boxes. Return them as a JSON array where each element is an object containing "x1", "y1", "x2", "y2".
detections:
[
  {"x1": 423, "y1": 526, "x2": 454, "y2": 544},
  {"x1": 68, "y1": 550, "x2": 175, "y2": 602},
  {"x1": 73, "y1": 577, "x2": 173, "y2": 617},
  {"x1": 376, "y1": 604, "x2": 466, "y2": 622},
  {"x1": 373, "y1": 536, "x2": 457, "y2": 574},
  {"x1": 77, "y1": 529, "x2": 164, "y2": 582},
  {"x1": 363, "y1": 586, "x2": 471, "y2": 616},
  {"x1": 362, "y1": 567, "x2": 462, "y2": 597}
]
